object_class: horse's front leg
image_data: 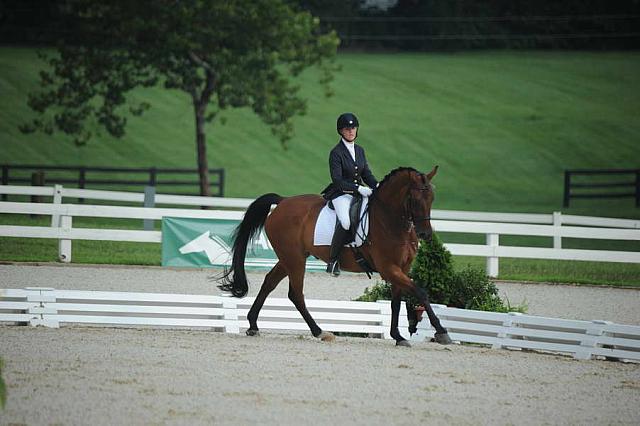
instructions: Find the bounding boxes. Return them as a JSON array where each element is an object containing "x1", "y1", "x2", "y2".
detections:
[
  {"x1": 390, "y1": 287, "x2": 411, "y2": 347},
  {"x1": 382, "y1": 266, "x2": 452, "y2": 345}
]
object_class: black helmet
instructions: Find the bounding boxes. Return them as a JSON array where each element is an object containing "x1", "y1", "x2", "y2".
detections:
[{"x1": 337, "y1": 113, "x2": 359, "y2": 132}]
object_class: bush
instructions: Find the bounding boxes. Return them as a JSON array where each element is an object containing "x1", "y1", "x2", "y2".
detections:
[
  {"x1": 409, "y1": 233, "x2": 455, "y2": 307},
  {"x1": 356, "y1": 234, "x2": 527, "y2": 314},
  {"x1": 356, "y1": 280, "x2": 392, "y2": 303}
]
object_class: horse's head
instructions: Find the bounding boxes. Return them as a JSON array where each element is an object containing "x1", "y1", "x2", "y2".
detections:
[
  {"x1": 407, "y1": 166, "x2": 438, "y2": 241},
  {"x1": 373, "y1": 165, "x2": 439, "y2": 241}
]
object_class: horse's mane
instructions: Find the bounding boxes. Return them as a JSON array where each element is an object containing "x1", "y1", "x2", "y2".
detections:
[{"x1": 375, "y1": 166, "x2": 420, "y2": 191}]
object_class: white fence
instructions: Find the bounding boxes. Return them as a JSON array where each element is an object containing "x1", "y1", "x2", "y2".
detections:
[
  {"x1": 1, "y1": 184, "x2": 640, "y2": 276},
  {"x1": 2, "y1": 287, "x2": 639, "y2": 362}
]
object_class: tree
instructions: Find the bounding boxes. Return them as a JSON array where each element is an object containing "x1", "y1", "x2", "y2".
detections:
[{"x1": 21, "y1": 0, "x2": 339, "y2": 196}]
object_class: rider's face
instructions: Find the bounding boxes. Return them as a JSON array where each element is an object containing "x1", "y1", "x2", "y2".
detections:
[{"x1": 340, "y1": 127, "x2": 357, "y2": 142}]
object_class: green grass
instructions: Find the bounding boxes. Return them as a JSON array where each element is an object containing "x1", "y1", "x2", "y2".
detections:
[
  {"x1": 454, "y1": 257, "x2": 640, "y2": 287},
  {"x1": 1, "y1": 47, "x2": 639, "y2": 285}
]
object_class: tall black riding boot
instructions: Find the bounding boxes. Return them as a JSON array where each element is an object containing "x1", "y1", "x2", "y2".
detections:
[{"x1": 326, "y1": 221, "x2": 348, "y2": 276}]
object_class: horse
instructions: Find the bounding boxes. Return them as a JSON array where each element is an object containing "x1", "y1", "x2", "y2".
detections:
[{"x1": 218, "y1": 166, "x2": 452, "y2": 347}]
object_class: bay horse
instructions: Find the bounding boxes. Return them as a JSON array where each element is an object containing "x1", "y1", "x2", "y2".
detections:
[{"x1": 218, "y1": 166, "x2": 452, "y2": 346}]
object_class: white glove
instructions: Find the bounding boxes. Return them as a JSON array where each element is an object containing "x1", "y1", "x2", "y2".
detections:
[{"x1": 357, "y1": 186, "x2": 372, "y2": 197}]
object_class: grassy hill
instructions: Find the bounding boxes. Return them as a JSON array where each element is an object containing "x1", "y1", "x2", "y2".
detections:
[{"x1": 1, "y1": 47, "x2": 639, "y2": 220}]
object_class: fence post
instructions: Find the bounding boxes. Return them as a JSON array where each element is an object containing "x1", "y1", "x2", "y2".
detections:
[
  {"x1": 574, "y1": 320, "x2": 611, "y2": 360},
  {"x1": 563, "y1": 170, "x2": 571, "y2": 207},
  {"x1": 636, "y1": 169, "x2": 640, "y2": 207},
  {"x1": 1, "y1": 165, "x2": 8, "y2": 201},
  {"x1": 78, "y1": 168, "x2": 86, "y2": 203},
  {"x1": 25, "y1": 287, "x2": 59, "y2": 328},
  {"x1": 219, "y1": 169, "x2": 225, "y2": 197},
  {"x1": 492, "y1": 312, "x2": 521, "y2": 350},
  {"x1": 30, "y1": 171, "x2": 45, "y2": 218},
  {"x1": 377, "y1": 300, "x2": 393, "y2": 340},
  {"x1": 553, "y1": 211, "x2": 562, "y2": 249},
  {"x1": 58, "y1": 215, "x2": 72, "y2": 263},
  {"x1": 486, "y1": 233, "x2": 499, "y2": 278},
  {"x1": 143, "y1": 185, "x2": 156, "y2": 231},
  {"x1": 149, "y1": 167, "x2": 157, "y2": 187},
  {"x1": 51, "y1": 184, "x2": 63, "y2": 227},
  {"x1": 222, "y1": 299, "x2": 240, "y2": 334}
]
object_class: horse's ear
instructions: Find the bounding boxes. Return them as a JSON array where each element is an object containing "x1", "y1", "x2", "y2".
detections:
[{"x1": 426, "y1": 165, "x2": 439, "y2": 180}]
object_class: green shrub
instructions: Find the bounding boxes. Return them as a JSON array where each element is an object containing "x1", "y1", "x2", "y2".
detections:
[
  {"x1": 450, "y1": 265, "x2": 526, "y2": 312},
  {"x1": 409, "y1": 234, "x2": 455, "y2": 306},
  {"x1": 356, "y1": 280, "x2": 392, "y2": 302},
  {"x1": 356, "y1": 234, "x2": 527, "y2": 314}
]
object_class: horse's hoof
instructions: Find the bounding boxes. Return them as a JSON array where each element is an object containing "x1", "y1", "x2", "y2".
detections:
[
  {"x1": 246, "y1": 329, "x2": 260, "y2": 337},
  {"x1": 318, "y1": 331, "x2": 336, "y2": 342},
  {"x1": 434, "y1": 332, "x2": 452, "y2": 345},
  {"x1": 396, "y1": 340, "x2": 411, "y2": 348}
]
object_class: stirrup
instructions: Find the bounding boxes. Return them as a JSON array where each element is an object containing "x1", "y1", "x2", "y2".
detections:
[{"x1": 326, "y1": 260, "x2": 341, "y2": 276}]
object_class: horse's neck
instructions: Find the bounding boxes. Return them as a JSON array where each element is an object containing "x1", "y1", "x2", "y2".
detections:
[{"x1": 372, "y1": 177, "x2": 410, "y2": 233}]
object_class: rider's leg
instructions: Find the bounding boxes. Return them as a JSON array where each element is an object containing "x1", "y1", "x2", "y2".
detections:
[{"x1": 326, "y1": 194, "x2": 351, "y2": 276}]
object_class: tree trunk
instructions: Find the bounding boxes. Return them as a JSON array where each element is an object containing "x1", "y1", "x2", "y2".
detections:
[
  {"x1": 193, "y1": 101, "x2": 211, "y2": 198},
  {"x1": 190, "y1": 66, "x2": 216, "y2": 199}
]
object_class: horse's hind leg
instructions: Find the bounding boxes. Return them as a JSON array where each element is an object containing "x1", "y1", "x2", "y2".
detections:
[
  {"x1": 246, "y1": 261, "x2": 287, "y2": 336},
  {"x1": 286, "y1": 262, "x2": 335, "y2": 342}
]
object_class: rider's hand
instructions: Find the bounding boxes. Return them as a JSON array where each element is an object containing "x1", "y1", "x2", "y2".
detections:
[{"x1": 357, "y1": 185, "x2": 372, "y2": 197}]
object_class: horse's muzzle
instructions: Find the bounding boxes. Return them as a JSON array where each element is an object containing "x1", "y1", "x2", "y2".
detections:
[{"x1": 417, "y1": 229, "x2": 432, "y2": 242}]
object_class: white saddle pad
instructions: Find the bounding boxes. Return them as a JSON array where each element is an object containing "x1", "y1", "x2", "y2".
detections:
[{"x1": 313, "y1": 197, "x2": 369, "y2": 247}]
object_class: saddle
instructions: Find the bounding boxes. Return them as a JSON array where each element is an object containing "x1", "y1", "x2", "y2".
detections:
[{"x1": 326, "y1": 195, "x2": 376, "y2": 277}]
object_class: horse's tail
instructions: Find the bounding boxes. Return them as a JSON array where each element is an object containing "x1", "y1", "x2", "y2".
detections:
[{"x1": 218, "y1": 193, "x2": 284, "y2": 298}]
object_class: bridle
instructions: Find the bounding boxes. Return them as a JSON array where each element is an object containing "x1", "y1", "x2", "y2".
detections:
[{"x1": 406, "y1": 183, "x2": 433, "y2": 224}]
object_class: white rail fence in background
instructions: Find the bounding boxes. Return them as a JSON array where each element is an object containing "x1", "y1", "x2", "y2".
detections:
[
  {"x1": 2, "y1": 287, "x2": 639, "y2": 362},
  {"x1": 1, "y1": 185, "x2": 640, "y2": 276}
]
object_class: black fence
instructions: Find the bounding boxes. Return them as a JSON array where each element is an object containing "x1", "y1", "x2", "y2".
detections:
[
  {"x1": 563, "y1": 168, "x2": 640, "y2": 207},
  {"x1": 1, "y1": 165, "x2": 225, "y2": 201}
]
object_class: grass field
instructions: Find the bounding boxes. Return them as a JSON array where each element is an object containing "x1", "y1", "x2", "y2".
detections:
[{"x1": 1, "y1": 47, "x2": 639, "y2": 285}]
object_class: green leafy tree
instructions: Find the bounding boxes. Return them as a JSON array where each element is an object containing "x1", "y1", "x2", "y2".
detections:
[{"x1": 21, "y1": 0, "x2": 339, "y2": 196}]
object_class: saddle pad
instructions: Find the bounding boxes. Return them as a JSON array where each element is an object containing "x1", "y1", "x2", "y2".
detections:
[{"x1": 313, "y1": 197, "x2": 369, "y2": 247}]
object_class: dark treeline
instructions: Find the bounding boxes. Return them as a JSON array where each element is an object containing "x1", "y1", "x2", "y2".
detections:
[
  {"x1": 2, "y1": 0, "x2": 640, "y2": 50},
  {"x1": 304, "y1": 0, "x2": 640, "y2": 50}
]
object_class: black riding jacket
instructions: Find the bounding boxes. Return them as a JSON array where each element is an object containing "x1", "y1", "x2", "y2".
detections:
[{"x1": 322, "y1": 140, "x2": 378, "y2": 200}]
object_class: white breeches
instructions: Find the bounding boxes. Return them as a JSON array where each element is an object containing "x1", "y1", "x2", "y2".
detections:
[{"x1": 332, "y1": 194, "x2": 353, "y2": 230}]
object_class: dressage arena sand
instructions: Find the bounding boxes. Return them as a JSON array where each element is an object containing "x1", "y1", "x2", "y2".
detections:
[{"x1": 1, "y1": 264, "x2": 639, "y2": 425}]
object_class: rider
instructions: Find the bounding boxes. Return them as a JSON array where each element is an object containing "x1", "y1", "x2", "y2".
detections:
[{"x1": 322, "y1": 112, "x2": 378, "y2": 276}]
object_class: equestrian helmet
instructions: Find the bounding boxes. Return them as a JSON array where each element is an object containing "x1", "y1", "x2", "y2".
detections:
[{"x1": 337, "y1": 113, "x2": 359, "y2": 132}]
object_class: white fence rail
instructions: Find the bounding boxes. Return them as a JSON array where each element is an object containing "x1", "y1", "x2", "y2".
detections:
[
  {"x1": 1, "y1": 185, "x2": 640, "y2": 276},
  {"x1": 2, "y1": 287, "x2": 639, "y2": 362}
]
